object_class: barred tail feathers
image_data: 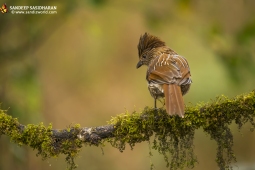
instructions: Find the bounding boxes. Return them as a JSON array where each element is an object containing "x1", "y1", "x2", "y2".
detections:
[{"x1": 163, "y1": 84, "x2": 185, "y2": 117}]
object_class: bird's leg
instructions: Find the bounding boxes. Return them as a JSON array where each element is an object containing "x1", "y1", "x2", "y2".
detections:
[{"x1": 154, "y1": 98, "x2": 158, "y2": 114}]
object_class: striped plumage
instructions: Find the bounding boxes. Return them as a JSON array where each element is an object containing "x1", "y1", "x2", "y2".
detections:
[{"x1": 136, "y1": 33, "x2": 192, "y2": 117}]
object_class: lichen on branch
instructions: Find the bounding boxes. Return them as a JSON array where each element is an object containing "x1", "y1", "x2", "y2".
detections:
[{"x1": 1, "y1": 90, "x2": 255, "y2": 170}]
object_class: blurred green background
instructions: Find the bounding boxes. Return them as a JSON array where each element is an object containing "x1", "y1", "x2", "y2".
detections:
[{"x1": 1, "y1": 0, "x2": 255, "y2": 169}]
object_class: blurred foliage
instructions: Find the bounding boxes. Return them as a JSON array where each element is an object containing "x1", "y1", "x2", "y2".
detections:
[
  {"x1": 87, "y1": 0, "x2": 107, "y2": 7},
  {"x1": 237, "y1": 20, "x2": 255, "y2": 44},
  {"x1": 208, "y1": 20, "x2": 255, "y2": 84}
]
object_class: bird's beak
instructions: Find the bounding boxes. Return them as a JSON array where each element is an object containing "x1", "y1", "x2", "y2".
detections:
[{"x1": 136, "y1": 60, "x2": 143, "y2": 69}]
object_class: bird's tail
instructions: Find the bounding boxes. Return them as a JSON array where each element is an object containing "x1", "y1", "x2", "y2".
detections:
[{"x1": 163, "y1": 84, "x2": 185, "y2": 118}]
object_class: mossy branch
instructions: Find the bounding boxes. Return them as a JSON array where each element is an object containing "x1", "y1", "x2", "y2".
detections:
[{"x1": 1, "y1": 90, "x2": 255, "y2": 170}]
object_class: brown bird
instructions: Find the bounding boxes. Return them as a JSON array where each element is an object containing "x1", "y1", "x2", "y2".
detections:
[{"x1": 136, "y1": 33, "x2": 192, "y2": 117}]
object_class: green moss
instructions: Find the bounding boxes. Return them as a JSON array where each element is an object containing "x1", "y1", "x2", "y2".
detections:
[
  {"x1": 108, "y1": 108, "x2": 197, "y2": 169},
  {"x1": 0, "y1": 109, "x2": 82, "y2": 170},
  {"x1": 1, "y1": 90, "x2": 255, "y2": 170},
  {"x1": 108, "y1": 91, "x2": 255, "y2": 170}
]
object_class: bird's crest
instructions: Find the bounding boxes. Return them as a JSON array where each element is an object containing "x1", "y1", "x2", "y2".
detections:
[{"x1": 138, "y1": 32, "x2": 166, "y2": 57}]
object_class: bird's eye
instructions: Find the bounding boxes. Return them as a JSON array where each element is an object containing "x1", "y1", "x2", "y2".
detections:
[{"x1": 142, "y1": 55, "x2": 146, "y2": 59}]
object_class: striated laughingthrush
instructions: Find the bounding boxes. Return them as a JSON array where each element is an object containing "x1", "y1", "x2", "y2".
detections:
[{"x1": 136, "y1": 33, "x2": 192, "y2": 117}]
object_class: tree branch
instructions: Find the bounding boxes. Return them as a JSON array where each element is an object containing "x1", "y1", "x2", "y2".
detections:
[
  {"x1": 77, "y1": 125, "x2": 115, "y2": 144},
  {"x1": 0, "y1": 90, "x2": 255, "y2": 170}
]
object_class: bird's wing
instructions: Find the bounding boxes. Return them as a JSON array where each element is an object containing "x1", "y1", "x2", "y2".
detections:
[{"x1": 147, "y1": 53, "x2": 190, "y2": 85}]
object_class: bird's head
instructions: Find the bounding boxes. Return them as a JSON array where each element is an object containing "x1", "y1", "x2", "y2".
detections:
[{"x1": 136, "y1": 32, "x2": 165, "y2": 68}]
